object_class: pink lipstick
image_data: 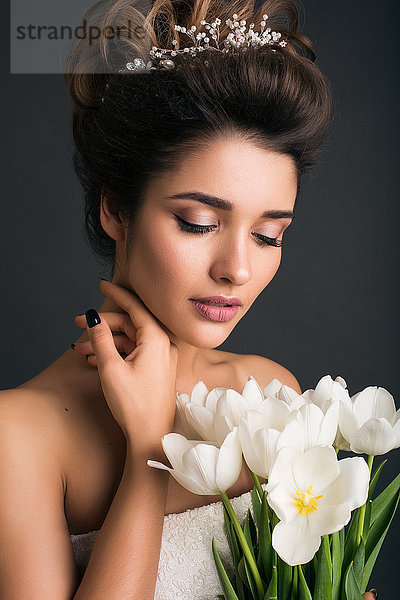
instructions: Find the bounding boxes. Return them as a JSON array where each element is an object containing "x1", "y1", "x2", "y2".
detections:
[{"x1": 189, "y1": 296, "x2": 242, "y2": 323}]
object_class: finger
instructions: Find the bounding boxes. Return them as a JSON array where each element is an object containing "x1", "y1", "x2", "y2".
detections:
[
  {"x1": 86, "y1": 350, "x2": 128, "y2": 368},
  {"x1": 73, "y1": 334, "x2": 133, "y2": 357},
  {"x1": 74, "y1": 312, "x2": 137, "y2": 342},
  {"x1": 99, "y1": 280, "x2": 163, "y2": 342},
  {"x1": 362, "y1": 592, "x2": 377, "y2": 600},
  {"x1": 84, "y1": 308, "x2": 122, "y2": 371}
]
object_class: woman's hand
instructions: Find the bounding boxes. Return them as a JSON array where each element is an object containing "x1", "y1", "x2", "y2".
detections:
[
  {"x1": 362, "y1": 591, "x2": 377, "y2": 599},
  {"x1": 75, "y1": 280, "x2": 179, "y2": 457},
  {"x1": 73, "y1": 310, "x2": 137, "y2": 365}
]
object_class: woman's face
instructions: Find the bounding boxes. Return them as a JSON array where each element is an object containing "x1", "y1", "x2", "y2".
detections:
[{"x1": 120, "y1": 137, "x2": 297, "y2": 348}]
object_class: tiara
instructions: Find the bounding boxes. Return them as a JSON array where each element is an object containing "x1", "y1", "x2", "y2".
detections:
[{"x1": 120, "y1": 13, "x2": 287, "y2": 73}]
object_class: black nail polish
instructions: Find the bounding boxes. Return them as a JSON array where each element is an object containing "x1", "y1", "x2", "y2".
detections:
[
  {"x1": 70, "y1": 343, "x2": 76, "y2": 350},
  {"x1": 100, "y1": 277, "x2": 110, "y2": 282},
  {"x1": 85, "y1": 309, "x2": 101, "y2": 328},
  {"x1": 77, "y1": 313, "x2": 84, "y2": 316}
]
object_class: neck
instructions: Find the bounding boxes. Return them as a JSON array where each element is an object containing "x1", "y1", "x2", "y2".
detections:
[{"x1": 97, "y1": 280, "x2": 212, "y2": 389}]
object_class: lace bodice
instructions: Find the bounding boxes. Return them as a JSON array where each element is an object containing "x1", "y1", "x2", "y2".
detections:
[{"x1": 70, "y1": 484, "x2": 266, "y2": 599}]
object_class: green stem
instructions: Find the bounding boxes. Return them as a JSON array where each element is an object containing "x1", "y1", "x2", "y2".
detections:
[
  {"x1": 250, "y1": 470, "x2": 265, "y2": 500},
  {"x1": 356, "y1": 454, "x2": 374, "y2": 546},
  {"x1": 221, "y1": 491, "x2": 265, "y2": 600}
]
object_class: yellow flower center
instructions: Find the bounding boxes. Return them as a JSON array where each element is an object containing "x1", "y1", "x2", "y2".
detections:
[{"x1": 293, "y1": 483, "x2": 324, "y2": 516}]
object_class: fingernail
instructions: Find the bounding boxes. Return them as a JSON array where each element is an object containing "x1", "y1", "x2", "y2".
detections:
[
  {"x1": 368, "y1": 589, "x2": 377, "y2": 598},
  {"x1": 70, "y1": 343, "x2": 76, "y2": 350},
  {"x1": 85, "y1": 309, "x2": 101, "y2": 328},
  {"x1": 77, "y1": 313, "x2": 84, "y2": 316},
  {"x1": 100, "y1": 277, "x2": 110, "y2": 282}
]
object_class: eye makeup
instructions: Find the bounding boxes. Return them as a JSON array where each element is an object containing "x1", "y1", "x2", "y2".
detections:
[{"x1": 173, "y1": 214, "x2": 283, "y2": 247}]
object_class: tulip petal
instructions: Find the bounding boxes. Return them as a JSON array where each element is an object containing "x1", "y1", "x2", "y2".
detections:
[
  {"x1": 161, "y1": 433, "x2": 197, "y2": 470},
  {"x1": 272, "y1": 517, "x2": 321, "y2": 566},
  {"x1": 350, "y1": 417, "x2": 395, "y2": 455},
  {"x1": 353, "y1": 386, "x2": 396, "y2": 424},
  {"x1": 147, "y1": 459, "x2": 213, "y2": 495},
  {"x1": 187, "y1": 404, "x2": 216, "y2": 441},
  {"x1": 190, "y1": 381, "x2": 209, "y2": 405},
  {"x1": 323, "y1": 456, "x2": 370, "y2": 511},
  {"x1": 318, "y1": 401, "x2": 339, "y2": 446},
  {"x1": 292, "y1": 446, "x2": 339, "y2": 496},
  {"x1": 308, "y1": 501, "x2": 350, "y2": 536},
  {"x1": 259, "y1": 396, "x2": 292, "y2": 430},
  {"x1": 181, "y1": 443, "x2": 220, "y2": 491},
  {"x1": 339, "y1": 399, "x2": 360, "y2": 445},
  {"x1": 299, "y1": 404, "x2": 324, "y2": 450},
  {"x1": 392, "y1": 415, "x2": 400, "y2": 448},
  {"x1": 216, "y1": 428, "x2": 243, "y2": 492},
  {"x1": 205, "y1": 387, "x2": 226, "y2": 412},
  {"x1": 242, "y1": 375, "x2": 265, "y2": 408},
  {"x1": 239, "y1": 420, "x2": 267, "y2": 477},
  {"x1": 263, "y1": 378, "x2": 283, "y2": 397}
]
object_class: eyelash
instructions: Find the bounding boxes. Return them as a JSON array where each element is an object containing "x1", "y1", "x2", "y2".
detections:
[{"x1": 174, "y1": 214, "x2": 283, "y2": 247}]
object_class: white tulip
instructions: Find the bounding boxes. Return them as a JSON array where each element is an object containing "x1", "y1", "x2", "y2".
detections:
[
  {"x1": 147, "y1": 427, "x2": 243, "y2": 494},
  {"x1": 297, "y1": 401, "x2": 339, "y2": 451},
  {"x1": 239, "y1": 396, "x2": 303, "y2": 478},
  {"x1": 301, "y1": 374, "x2": 351, "y2": 449},
  {"x1": 176, "y1": 376, "x2": 265, "y2": 446},
  {"x1": 339, "y1": 385, "x2": 400, "y2": 455},
  {"x1": 266, "y1": 445, "x2": 370, "y2": 565},
  {"x1": 263, "y1": 378, "x2": 305, "y2": 410}
]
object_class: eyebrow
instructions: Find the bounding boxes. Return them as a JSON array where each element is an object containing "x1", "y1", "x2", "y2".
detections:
[{"x1": 166, "y1": 191, "x2": 295, "y2": 220}]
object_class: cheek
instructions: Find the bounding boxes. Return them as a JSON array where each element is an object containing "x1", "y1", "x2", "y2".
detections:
[
  {"x1": 133, "y1": 226, "x2": 198, "y2": 292},
  {"x1": 255, "y1": 251, "x2": 282, "y2": 289}
]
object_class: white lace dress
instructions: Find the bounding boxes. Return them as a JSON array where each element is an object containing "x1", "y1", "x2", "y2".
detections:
[{"x1": 70, "y1": 484, "x2": 267, "y2": 599}]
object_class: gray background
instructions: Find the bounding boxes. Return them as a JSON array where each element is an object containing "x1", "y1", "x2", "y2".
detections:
[{"x1": 1, "y1": 0, "x2": 399, "y2": 595}]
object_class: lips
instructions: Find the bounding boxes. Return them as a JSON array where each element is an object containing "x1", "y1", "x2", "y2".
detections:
[
  {"x1": 190, "y1": 295, "x2": 242, "y2": 307},
  {"x1": 189, "y1": 298, "x2": 241, "y2": 322}
]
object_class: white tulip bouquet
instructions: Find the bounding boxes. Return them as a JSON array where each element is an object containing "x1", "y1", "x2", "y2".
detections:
[{"x1": 147, "y1": 375, "x2": 400, "y2": 599}]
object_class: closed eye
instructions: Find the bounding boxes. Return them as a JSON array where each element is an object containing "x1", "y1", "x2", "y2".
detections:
[{"x1": 173, "y1": 214, "x2": 283, "y2": 247}]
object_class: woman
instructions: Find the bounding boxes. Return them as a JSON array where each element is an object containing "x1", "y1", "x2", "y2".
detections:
[{"x1": 0, "y1": 0, "x2": 378, "y2": 598}]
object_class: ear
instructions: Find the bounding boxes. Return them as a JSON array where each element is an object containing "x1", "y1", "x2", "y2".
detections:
[{"x1": 100, "y1": 191, "x2": 126, "y2": 241}]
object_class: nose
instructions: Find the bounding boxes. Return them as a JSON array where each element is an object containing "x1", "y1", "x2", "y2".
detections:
[{"x1": 209, "y1": 231, "x2": 252, "y2": 286}]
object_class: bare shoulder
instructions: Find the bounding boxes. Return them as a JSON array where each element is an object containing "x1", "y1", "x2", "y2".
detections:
[
  {"x1": 0, "y1": 386, "x2": 68, "y2": 487},
  {"x1": 0, "y1": 388, "x2": 79, "y2": 597},
  {"x1": 232, "y1": 353, "x2": 302, "y2": 394}
]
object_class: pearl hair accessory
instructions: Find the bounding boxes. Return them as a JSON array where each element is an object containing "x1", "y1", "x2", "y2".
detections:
[{"x1": 119, "y1": 13, "x2": 287, "y2": 73}]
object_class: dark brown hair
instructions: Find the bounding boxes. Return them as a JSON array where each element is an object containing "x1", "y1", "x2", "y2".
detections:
[{"x1": 65, "y1": 0, "x2": 332, "y2": 272}]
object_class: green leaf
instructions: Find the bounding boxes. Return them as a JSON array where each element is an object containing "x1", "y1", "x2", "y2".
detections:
[
  {"x1": 212, "y1": 537, "x2": 240, "y2": 600},
  {"x1": 313, "y1": 535, "x2": 332, "y2": 600},
  {"x1": 243, "y1": 553, "x2": 261, "y2": 600},
  {"x1": 362, "y1": 500, "x2": 373, "y2": 541},
  {"x1": 224, "y1": 513, "x2": 247, "y2": 600},
  {"x1": 238, "y1": 556, "x2": 250, "y2": 589},
  {"x1": 297, "y1": 565, "x2": 312, "y2": 600},
  {"x1": 243, "y1": 511, "x2": 257, "y2": 562},
  {"x1": 258, "y1": 491, "x2": 273, "y2": 583},
  {"x1": 331, "y1": 531, "x2": 343, "y2": 600},
  {"x1": 343, "y1": 562, "x2": 363, "y2": 600},
  {"x1": 290, "y1": 562, "x2": 298, "y2": 600},
  {"x1": 362, "y1": 488, "x2": 400, "y2": 590},
  {"x1": 352, "y1": 535, "x2": 365, "y2": 590},
  {"x1": 252, "y1": 484, "x2": 262, "y2": 526},
  {"x1": 370, "y1": 472, "x2": 400, "y2": 526},
  {"x1": 264, "y1": 564, "x2": 278, "y2": 600},
  {"x1": 343, "y1": 506, "x2": 360, "y2": 575},
  {"x1": 248, "y1": 509, "x2": 259, "y2": 550},
  {"x1": 368, "y1": 459, "x2": 387, "y2": 500},
  {"x1": 277, "y1": 556, "x2": 293, "y2": 600}
]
